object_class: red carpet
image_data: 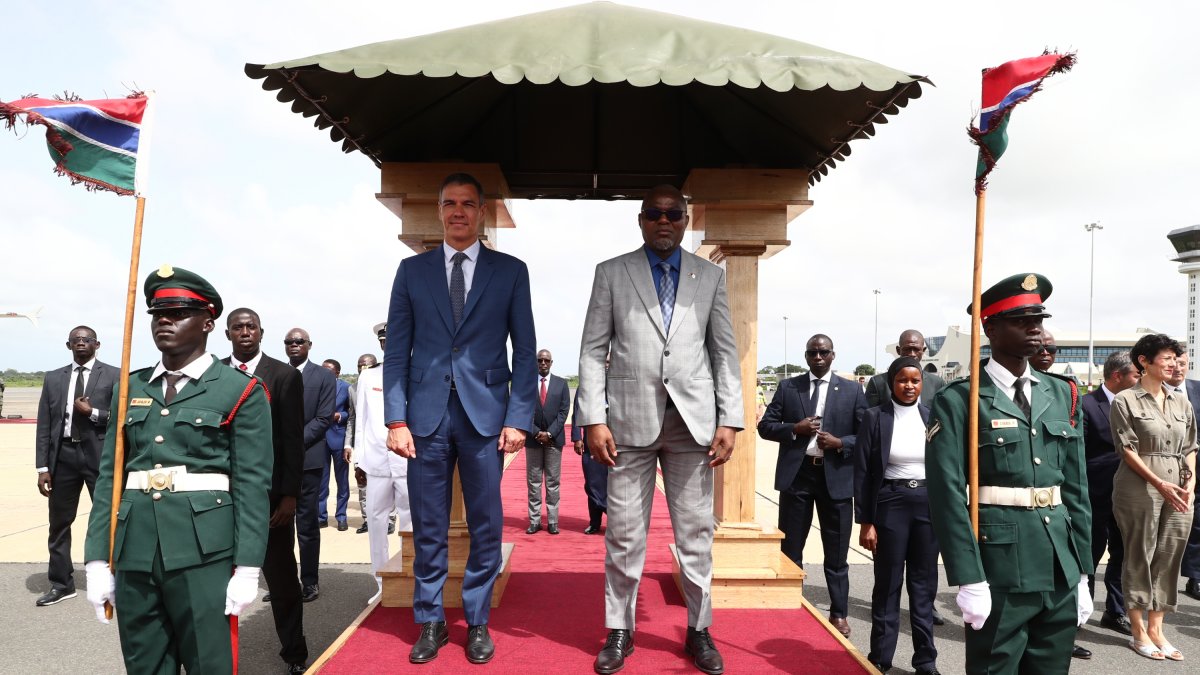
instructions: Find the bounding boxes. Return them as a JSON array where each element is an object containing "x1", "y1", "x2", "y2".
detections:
[{"x1": 318, "y1": 428, "x2": 863, "y2": 674}]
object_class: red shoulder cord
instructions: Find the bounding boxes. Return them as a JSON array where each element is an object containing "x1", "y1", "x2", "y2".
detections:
[
  {"x1": 1068, "y1": 379, "x2": 1079, "y2": 428},
  {"x1": 222, "y1": 377, "x2": 269, "y2": 428}
]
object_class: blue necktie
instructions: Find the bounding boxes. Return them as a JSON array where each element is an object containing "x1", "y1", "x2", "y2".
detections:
[
  {"x1": 450, "y1": 251, "x2": 467, "y2": 327},
  {"x1": 658, "y1": 261, "x2": 675, "y2": 334}
]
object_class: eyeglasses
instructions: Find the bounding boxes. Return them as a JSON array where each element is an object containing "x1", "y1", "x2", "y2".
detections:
[
  {"x1": 805, "y1": 349, "x2": 833, "y2": 358},
  {"x1": 69, "y1": 337, "x2": 98, "y2": 345},
  {"x1": 536, "y1": 358, "x2": 552, "y2": 363},
  {"x1": 1036, "y1": 345, "x2": 1059, "y2": 354},
  {"x1": 283, "y1": 339, "x2": 310, "y2": 346},
  {"x1": 640, "y1": 208, "x2": 686, "y2": 222}
]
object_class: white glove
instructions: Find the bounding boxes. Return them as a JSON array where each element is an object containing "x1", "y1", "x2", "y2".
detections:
[
  {"x1": 957, "y1": 581, "x2": 992, "y2": 630},
  {"x1": 225, "y1": 566, "x2": 261, "y2": 616},
  {"x1": 85, "y1": 560, "x2": 116, "y2": 624},
  {"x1": 1076, "y1": 574, "x2": 1093, "y2": 627}
]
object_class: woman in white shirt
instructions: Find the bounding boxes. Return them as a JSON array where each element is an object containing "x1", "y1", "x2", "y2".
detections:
[{"x1": 855, "y1": 357, "x2": 941, "y2": 675}]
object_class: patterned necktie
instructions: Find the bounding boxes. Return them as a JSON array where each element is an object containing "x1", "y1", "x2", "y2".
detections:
[
  {"x1": 450, "y1": 251, "x2": 467, "y2": 327},
  {"x1": 70, "y1": 366, "x2": 86, "y2": 441},
  {"x1": 540, "y1": 377, "x2": 548, "y2": 405},
  {"x1": 164, "y1": 373, "x2": 183, "y2": 405},
  {"x1": 657, "y1": 260, "x2": 675, "y2": 334},
  {"x1": 238, "y1": 363, "x2": 248, "y2": 371},
  {"x1": 1012, "y1": 377, "x2": 1031, "y2": 419}
]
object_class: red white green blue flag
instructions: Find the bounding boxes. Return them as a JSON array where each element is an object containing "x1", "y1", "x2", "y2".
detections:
[
  {"x1": 969, "y1": 52, "x2": 1075, "y2": 195},
  {"x1": 0, "y1": 93, "x2": 152, "y2": 196}
]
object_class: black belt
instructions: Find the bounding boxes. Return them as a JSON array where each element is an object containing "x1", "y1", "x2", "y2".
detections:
[
  {"x1": 804, "y1": 455, "x2": 824, "y2": 467},
  {"x1": 884, "y1": 478, "x2": 926, "y2": 488}
]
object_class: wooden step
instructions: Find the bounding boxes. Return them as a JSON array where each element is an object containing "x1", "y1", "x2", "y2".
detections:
[{"x1": 380, "y1": 542, "x2": 515, "y2": 609}]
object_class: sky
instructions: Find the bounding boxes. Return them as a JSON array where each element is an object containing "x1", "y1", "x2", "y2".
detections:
[{"x1": 2, "y1": 0, "x2": 1197, "y2": 376}]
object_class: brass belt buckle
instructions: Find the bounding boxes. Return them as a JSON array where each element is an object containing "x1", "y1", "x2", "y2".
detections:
[
  {"x1": 143, "y1": 469, "x2": 175, "y2": 493},
  {"x1": 1030, "y1": 487, "x2": 1052, "y2": 509}
]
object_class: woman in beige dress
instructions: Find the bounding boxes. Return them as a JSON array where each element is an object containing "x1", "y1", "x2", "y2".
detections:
[{"x1": 1111, "y1": 333, "x2": 1197, "y2": 661}]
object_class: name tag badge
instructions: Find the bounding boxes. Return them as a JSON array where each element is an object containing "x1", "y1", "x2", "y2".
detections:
[
  {"x1": 130, "y1": 398, "x2": 153, "y2": 407},
  {"x1": 991, "y1": 419, "x2": 1019, "y2": 429}
]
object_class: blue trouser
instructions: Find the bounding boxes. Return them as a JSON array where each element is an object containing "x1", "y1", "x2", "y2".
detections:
[
  {"x1": 318, "y1": 441, "x2": 350, "y2": 523},
  {"x1": 582, "y1": 449, "x2": 608, "y2": 526},
  {"x1": 408, "y1": 390, "x2": 504, "y2": 626},
  {"x1": 1087, "y1": 465, "x2": 1126, "y2": 615},
  {"x1": 780, "y1": 459, "x2": 852, "y2": 618}
]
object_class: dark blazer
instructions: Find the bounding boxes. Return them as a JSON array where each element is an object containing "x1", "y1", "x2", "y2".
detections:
[
  {"x1": 384, "y1": 245, "x2": 537, "y2": 437},
  {"x1": 865, "y1": 370, "x2": 945, "y2": 408},
  {"x1": 299, "y1": 361, "x2": 336, "y2": 471},
  {"x1": 853, "y1": 399, "x2": 931, "y2": 524},
  {"x1": 1184, "y1": 380, "x2": 1200, "y2": 435},
  {"x1": 222, "y1": 354, "x2": 305, "y2": 499},
  {"x1": 35, "y1": 360, "x2": 118, "y2": 477},
  {"x1": 527, "y1": 373, "x2": 570, "y2": 449},
  {"x1": 759, "y1": 373, "x2": 867, "y2": 500},
  {"x1": 1081, "y1": 387, "x2": 1119, "y2": 472},
  {"x1": 325, "y1": 378, "x2": 351, "y2": 450}
]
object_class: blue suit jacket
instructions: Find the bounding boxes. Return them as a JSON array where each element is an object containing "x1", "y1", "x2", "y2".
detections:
[
  {"x1": 325, "y1": 378, "x2": 350, "y2": 449},
  {"x1": 758, "y1": 373, "x2": 867, "y2": 501},
  {"x1": 853, "y1": 399, "x2": 931, "y2": 524},
  {"x1": 384, "y1": 244, "x2": 537, "y2": 437},
  {"x1": 300, "y1": 361, "x2": 336, "y2": 470}
]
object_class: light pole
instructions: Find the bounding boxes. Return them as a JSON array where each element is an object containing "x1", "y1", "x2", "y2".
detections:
[
  {"x1": 783, "y1": 316, "x2": 789, "y2": 382},
  {"x1": 1085, "y1": 222, "x2": 1103, "y2": 388},
  {"x1": 873, "y1": 289, "x2": 882, "y2": 373}
]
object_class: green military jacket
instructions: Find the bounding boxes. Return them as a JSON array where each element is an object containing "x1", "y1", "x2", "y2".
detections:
[
  {"x1": 926, "y1": 361, "x2": 1092, "y2": 592},
  {"x1": 84, "y1": 356, "x2": 273, "y2": 572}
]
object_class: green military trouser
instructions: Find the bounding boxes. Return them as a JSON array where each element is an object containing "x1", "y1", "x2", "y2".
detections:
[
  {"x1": 116, "y1": 545, "x2": 234, "y2": 674},
  {"x1": 965, "y1": 574, "x2": 1076, "y2": 675}
]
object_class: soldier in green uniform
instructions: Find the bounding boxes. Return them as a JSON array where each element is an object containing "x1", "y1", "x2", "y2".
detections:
[
  {"x1": 83, "y1": 265, "x2": 273, "y2": 674},
  {"x1": 926, "y1": 273, "x2": 1093, "y2": 674}
]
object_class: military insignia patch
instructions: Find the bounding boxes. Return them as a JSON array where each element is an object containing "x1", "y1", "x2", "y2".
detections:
[
  {"x1": 157, "y1": 264, "x2": 174, "y2": 278},
  {"x1": 926, "y1": 420, "x2": 942, "y2": 442},
  {"x1": 1021, "y1": 274, "x2": 1037, "y2": 291},
  {"x1": 130, "y1": 398, "x2": 153, "y2": 406}
]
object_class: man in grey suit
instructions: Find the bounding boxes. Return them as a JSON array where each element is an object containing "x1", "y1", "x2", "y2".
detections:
[
  {"x1": 865, "y1": 329, "x2": 946, "y2": 407},
  {"x1": 577, "y1": 185, "x2": 743, "y2": 675},
  {"x1": 34, "y1": 325, "x2": 118, "y2": 606},
  {"x1": 526, "y1": 349, "x2": 570, "y2": 535}
]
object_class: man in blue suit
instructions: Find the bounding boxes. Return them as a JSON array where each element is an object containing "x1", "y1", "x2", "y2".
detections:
[
  {"x1": 285, "y1": 328, "x2": 336, "y2": 603},
  {"x1": 1168, "y1": 352, "x2": 1200, "y2": 600},
  {"x1": 384, "y1": 172, "x2": 537, "y2": 665},
  {"x1": 320, "y1": 358, "x2": 352, "y2": 531},
  {"x1": 758, "y1": 333, "x2": 866, "y2": 637}
]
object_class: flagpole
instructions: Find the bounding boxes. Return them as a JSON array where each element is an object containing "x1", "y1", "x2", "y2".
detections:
[
  {"x1": 967, "y1": 191, "x2": 986, "y2": 538},
  {"x1": 104, "y1": 195, "x2": 145, "y2": 619}
]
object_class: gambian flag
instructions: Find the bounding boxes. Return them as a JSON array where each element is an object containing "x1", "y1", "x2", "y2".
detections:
[
  {"x1": 0, "y1": 93, "x2": 150, "y2": 196},
  {"x1": 969, "y1": 52, "x2": 1075, "y2": 195}
]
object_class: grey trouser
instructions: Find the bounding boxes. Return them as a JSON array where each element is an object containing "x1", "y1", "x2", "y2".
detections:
[{"x1": 526, "y1": 443, "x2": 562, "y2": 526}]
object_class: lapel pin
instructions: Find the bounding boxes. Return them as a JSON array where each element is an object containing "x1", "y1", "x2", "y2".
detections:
[{"x1": 689, "y1": 272, "x2": 696, "y2": 279}]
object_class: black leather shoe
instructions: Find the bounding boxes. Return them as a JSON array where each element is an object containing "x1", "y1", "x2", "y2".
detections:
[
  {"x1": 526, "y1": 523, "x2": 541, "y2": 535},
  {"x1": 915, "y1": 668, "x2": 941, "y2": 675},
  {"x1": 301, "y1": 585, "x2": 319, "y2": 602},
  {"x1": 1185, "y1": 578, "x2": 1200, "y2": 601},
  {"x1": 319, "y1": 520, "x2": 329, "y2": 529},
  {"x1": 1100, "y1": 611, "x2": 1133, "y2": 635},
  {"x1": 594, "y1": 629, "x2": 634, "y2": 674},
  {"x1": 869, "y1": 663, "x2": 890, "y2": 674},
  {"x1": 931, "y1": 607, "x2": 946, "y2": 626},
  {"x1": 466, "y1": 624, "x2": 495, "y2": 664},
  {"x1": 356, "y1": 522, "x2": 369, "y2": 534},
  {"x1": 285, "y1": 662, "x2": 307, "y2": 674},
  {"x1": 263, "y1": 592, "x2": 272, "y2": 602},
  {"x1": 409, "y1": 621, "x2": 449, "y2": 664},
  {"x1": 337, "y1": 520, "x2": 348, "y2": 532},
  {"x1": 35, "y1": 588, "x2": 77, "y2": 606},
  {"x1": 685, "y1": 627, "x2": 724, "y2": 674},
  {"x1": 584, "y1": 525, "x2": 602, "y2": 535},
  {"x1": 548, "y1": 524, "x2": 560, "y2": 535},
  {"x1": 1071, "y1": 644, "x2": 1092, "y2": 659}
]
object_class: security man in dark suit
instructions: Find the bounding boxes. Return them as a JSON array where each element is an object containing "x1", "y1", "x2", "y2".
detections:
[
  {"x1": 1082, "y1": 351, "x2": 1139, "y2": 635},
  {"x1": 927, "y1": 273, "x2": 1092, "y2": 674},
  {"x1": 1166, "y1": 352, "x2": 1200, "y2": 600},
  {"x1": 224, "y1": 307, "x2": 310, "y2": 674},
  {"x1": 34, "y1": 325, "x2": 118, "y2": 606},
  {"x1": 865, "y1": 329, "x2": 946, "y2": 408},
  {"x1": 758, "y1": 333, "x2": 867, "y2": 638},
  {"x1": 83, "y1": 265, "x2": 273, "y2": 674},
  {"x1": 525, "y1": 349, "x2": 570, "y2": 535}
]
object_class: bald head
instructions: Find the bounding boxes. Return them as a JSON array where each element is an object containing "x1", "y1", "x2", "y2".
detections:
[
  {"x1": 896, "y1": 330, "x2": 926, "y2": 359},
  {"x1": 284, "y1": 327, "x2": 312, "y2": 367}
]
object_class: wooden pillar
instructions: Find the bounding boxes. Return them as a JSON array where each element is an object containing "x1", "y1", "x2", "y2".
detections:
[
  {"x1": 375, "y1": 162, "x2": 517, "y2": 608},
  {"x1": 675, "y1": 168, "x2": 813, "y2": 607}
]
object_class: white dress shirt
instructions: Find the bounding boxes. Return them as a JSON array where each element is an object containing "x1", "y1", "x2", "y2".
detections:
[
  {"x1": 1101, "y1": 383, "x2": 1118, "y2": 404},
  {"x1": 985, "y1": 358, "x2": 1039, "y2": 406},
  {"x1": 150, "y1": 352, "x2": 214, "y2": 397},
  {"x1": 443, "y1": 239, "x2": 481, "y2": 295},
  {"x1": 62, "y1": 356, "x2": 98, "y2": 435},
  {"x1": 884, "y1": 401, "x2": 927, "y2": 480},
  {"x1": 293, "y1": 359, "x2": 311, "y2": 374},
  {"x1": 805, "y1": 371, "x2": 833, "y2": 457}
]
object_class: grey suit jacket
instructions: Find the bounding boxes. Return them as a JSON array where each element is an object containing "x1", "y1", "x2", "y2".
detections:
[
  {"x1": 577, "y1": 247, "x2": 744, "y2": 447},
  {"x1": 35, "y1": 360, "x2": 118, "y2": 476}
]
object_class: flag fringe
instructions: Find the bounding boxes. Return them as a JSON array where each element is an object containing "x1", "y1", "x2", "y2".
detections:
[
  {"x1": 967, "y1": 50, "x2": 1076, "y2": 194},
  {"x1": 0, "y1": 92, "x2": 145, "y2": 196}
]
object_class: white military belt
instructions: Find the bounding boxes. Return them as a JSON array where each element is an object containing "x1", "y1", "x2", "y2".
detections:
[
  {"x1": 978, "y1": 485, "x2": 1061, "y2": 509},
  {"x1": 125, "y1": 466, "x2": 230, "y2": 493}
]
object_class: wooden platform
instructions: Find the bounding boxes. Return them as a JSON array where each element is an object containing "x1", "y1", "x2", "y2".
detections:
[
  {"x1": 378, "y1": 530, "x2": 514, "y2": 608},
  {"x1": 669, "y1": 526, "x2": 805, "y2": 608}
]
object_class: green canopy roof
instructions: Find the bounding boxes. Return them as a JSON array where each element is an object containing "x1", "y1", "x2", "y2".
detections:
[{"x1": 247, "y1": 1, "x2": 929, "y2": 197}]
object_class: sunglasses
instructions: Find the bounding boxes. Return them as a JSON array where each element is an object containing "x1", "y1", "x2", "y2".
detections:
[
  {"x1": 536, "y1": 358, "x2": 552, "y2": 363},
  {"x1": 283, "y1": 338, "x2": 310, "y2": 346},
  {"x1": 640, "y1": 208, "x2": 686, "y2": 222},
  {"x1": 68, "y1": 337, "x2": 99, "y2": 345},
  {"x1": 1036, "y1": 345, "x2": 1059, "y2": 354},
  {"x1": 805, "y1": 349, "x2": 833, "y2": 358}
]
